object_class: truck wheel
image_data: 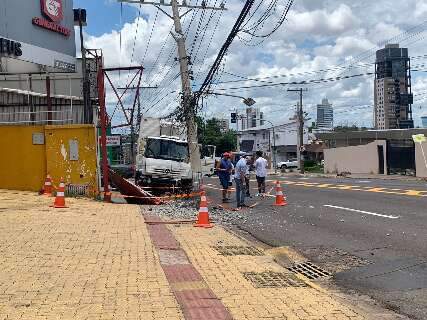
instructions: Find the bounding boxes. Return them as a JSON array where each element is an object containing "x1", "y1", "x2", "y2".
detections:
[{"x1": 181, "y1": 180, "x2": 193, "y2": 193}]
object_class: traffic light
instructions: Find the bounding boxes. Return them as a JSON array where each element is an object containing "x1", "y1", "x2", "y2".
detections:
[{"x1": 231, "y1": 112, "x2": 237, "y2": 123}]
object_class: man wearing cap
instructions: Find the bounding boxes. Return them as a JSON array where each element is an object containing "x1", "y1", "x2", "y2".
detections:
[{"x1": 216, "y1": 152, "x2": 233, "y2": 202}]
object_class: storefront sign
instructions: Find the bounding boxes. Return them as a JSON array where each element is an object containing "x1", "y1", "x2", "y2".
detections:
[
  {"x1": 32, "y1": 17, "x2": 71, "y2": 37},
  {"x1": 0, "y1": 38, "x2": 22, "y2": 57},
  {"x1": 54, "y1": 59, "x2": 75, "y2": 72},
  {"x1": 32, "y1": 0, "x2": 71, "y2": 37},
  {"x1": 41, "y1": 0, "x2": 64, "y2": 22}
]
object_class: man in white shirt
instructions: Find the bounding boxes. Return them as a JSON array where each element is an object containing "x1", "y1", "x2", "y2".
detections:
[
  {"x1": 254, "y1": 151, "x2": 268, "y2": 196},
  {"x1": 234, "y1": 155, "x2": 248, "y2": 208}
]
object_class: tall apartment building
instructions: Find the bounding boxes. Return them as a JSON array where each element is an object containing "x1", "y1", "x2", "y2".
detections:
[
  {"x1": 374, "y1": 44, "x2": 414, "y2": 129},
  {"x1": 316, "y1": 98, "x2": 334, "y2": 131},
  {"x1": 240, "y1": 107, "x2": 264, "y2": 130}
]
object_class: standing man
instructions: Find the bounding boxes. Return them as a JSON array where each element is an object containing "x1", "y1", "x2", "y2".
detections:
[
  {"x1": 245, "y1": 156, "x2": 252, "y2": 198},
  {"x1": 234, "y1": 155, "x2": 247, "y2": 208},
  {"x1": 216, "y1": 153, "x2": 233, "y2": 202},
  {"x1": 255, "y1": 151, "x2": 268, "y2": 196}
]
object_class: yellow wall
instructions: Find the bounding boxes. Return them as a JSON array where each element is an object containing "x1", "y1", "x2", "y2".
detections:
[
  {"x1": 0, "y1": 126, "x2": 46, "y2": 191},
  {"x1": 45, "y1": 125, "x2": 98, "y2": 193},
  {"x1": 0, "y1": 125, "x2": 98, "y2": 193}
]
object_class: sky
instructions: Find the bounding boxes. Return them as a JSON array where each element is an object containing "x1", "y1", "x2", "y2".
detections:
[{"x1": 74, "y1": 0, "x2": 427, "y2": 129}]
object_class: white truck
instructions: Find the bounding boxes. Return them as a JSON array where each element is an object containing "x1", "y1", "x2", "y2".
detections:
[{"x1": 135, "y1": 118, "x2": 193, "y2": 191}]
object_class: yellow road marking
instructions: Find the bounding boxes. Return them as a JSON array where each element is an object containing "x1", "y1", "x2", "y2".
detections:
[
  {"x1": 278, "y1": 179, "x2": 427, "y2": 198},
  {"x1": 208, "y1": 179, "x2": 427, "y2": 198}
]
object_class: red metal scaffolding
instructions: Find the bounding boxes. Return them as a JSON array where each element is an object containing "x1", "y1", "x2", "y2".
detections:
[{"x1": 90, "y1": 49, "x2": 144, "y2": 202}]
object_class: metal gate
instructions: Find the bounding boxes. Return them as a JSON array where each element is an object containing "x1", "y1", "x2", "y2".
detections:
[{"x1": 386, "y1": 140, "x2": 415, "y2": 175}]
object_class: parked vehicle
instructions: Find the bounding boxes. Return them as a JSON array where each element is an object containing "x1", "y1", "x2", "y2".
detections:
[{"x1": 277, "y1": 158, "x2": 299, "y2": 169}]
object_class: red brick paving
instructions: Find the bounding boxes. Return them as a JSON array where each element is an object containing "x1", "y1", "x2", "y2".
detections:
[
  {"x1": 146, "y1": 224, "x2": 180, "y2": 249},
  {"x1": 183, "y1": 306, "x2": 233, "y2": 320},
  {"x1": 162, "y1": 264, "x2": 203, "y2": 283},
  {"x1": 143, "y1": 213, "x2": 233, "y2": 320}
]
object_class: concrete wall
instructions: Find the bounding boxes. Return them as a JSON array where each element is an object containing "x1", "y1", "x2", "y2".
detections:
[
  {"x1": 415, "y1": 142, "x2": 427, "y2": 178},
  {"x1": 324, "y1": 140, "x2": 387, "y2": 175},
  {"x1": 0, "y1": 125, "x2": 97, "y2": 192}
]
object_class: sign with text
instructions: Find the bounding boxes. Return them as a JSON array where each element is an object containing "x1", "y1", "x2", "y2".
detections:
[
  {"x1": 99, "y1": 136, "x2": 121, "y2": 147},
  {"x1": 0, "y1": 0, "x2": 75, "y2": 70}
]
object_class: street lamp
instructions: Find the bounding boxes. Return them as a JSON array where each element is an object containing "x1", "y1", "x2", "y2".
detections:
[
  {"x1": 257, "y1": 119, "x2": 277, "y2": 174},
  {"x1": 203, "y1": 91, "x2": 256, "y2": 153},
  {"x1": 206, "y1": 91, "x2": 256, "y2": 106}
]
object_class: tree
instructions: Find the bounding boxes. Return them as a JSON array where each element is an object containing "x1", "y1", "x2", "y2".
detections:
[{"x1": 198, "y1": 117, "x2": 237, "y2": 156}]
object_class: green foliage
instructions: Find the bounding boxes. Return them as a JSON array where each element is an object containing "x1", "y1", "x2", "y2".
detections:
[
  {"x1": 333, "y1": 125, "x2": 369, "y2": 132},
  {"x1": 198, "y1": 117, "x2": 237, "y2": 156},
  {"x1": 303, "y1": 160, "x2": 317, "y2": 168}
]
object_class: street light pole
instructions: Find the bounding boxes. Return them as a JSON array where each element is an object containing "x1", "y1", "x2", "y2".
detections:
[
  {"x1": 205, "y1": 91, "x2": 256, "y2": 154},
  {"x1": 258, "y1": 119, "x2": 277, "y2": 174}
]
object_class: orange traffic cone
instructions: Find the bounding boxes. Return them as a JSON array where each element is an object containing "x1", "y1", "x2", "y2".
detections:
[
  {"x1": 51, "y1": 178, "x2": 68, "y2": 208},
  {"x1": 273, "y1": 180, "x2": 287, "y2": 206},
  {"x1": 42, "y1": 174, "x2": 53, "y2": 196},
  {"x1": 194, "y1": 191, "x2": 213, "y2": 228}
]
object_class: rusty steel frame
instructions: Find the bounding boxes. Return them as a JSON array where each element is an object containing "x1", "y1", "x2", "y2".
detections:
[{"x1": 95, "y1": 55, "x2": 144, "y2": 203}]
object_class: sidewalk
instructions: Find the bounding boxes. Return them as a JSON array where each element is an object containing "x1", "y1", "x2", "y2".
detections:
[{"x1": 0, "y1": 189, "x2": 405, "y2": 320}]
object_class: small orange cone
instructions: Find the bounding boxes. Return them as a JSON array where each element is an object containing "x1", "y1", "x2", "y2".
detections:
[
  {"x1": 51, "y1": 178, "x2": 68, "y2": 208},
  {"x1": 42, "y1": 174, "x2": 53, "y2": 196},
  {"x1": 194, "y1": 191, "x2": 213, "y2": 228},
  {"x1": 273, "y1": 180, "x2": 287, "y2": 206}
]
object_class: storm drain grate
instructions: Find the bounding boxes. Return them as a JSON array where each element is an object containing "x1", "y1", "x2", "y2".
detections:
[
  {"x1": 213, "y1": 245, "x2": 264, "y2": 256},
  {"x1": 243, "y1": 271, "x2": 307, "y2": 288},
  {"x1": 287, "y1": 262, "x2": 331, "y2": 280}
]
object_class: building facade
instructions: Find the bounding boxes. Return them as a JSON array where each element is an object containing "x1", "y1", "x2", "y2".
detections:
[
  {"x1": 217, "y1": 118, "x2": 230, "y2": 133},
  {"x1": 374, "y1": 44, "x2": 414, "y2": 130},
  {"x1": 316, "y1": 98, "x2": 333, "y2": 131},
  {"x1": 237, "y1": 121, "x2": 309, "y2": 163},
  {"x1": 421, "y1": 116, "x2": 427, "y2": 128},
  {"x1": 239, "y1": 107, "x2": 264, "y2": 130}
]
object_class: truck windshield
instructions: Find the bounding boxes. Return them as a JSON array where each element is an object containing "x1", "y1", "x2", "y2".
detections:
[{"x1": 144, "y1": 138, "x2": 189, "y2": 162}]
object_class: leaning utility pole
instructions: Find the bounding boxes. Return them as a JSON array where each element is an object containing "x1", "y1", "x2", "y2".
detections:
[
  {"x1": 119, "y1": 0, "x2": 227, "y2": 184},
  {"x1": 288, "y1": 88, "x2": 308, "y2": 174}
]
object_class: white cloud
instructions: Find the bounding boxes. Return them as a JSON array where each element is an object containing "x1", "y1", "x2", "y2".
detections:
[
  {"x1": 286, "y1": 4, "x2": 359, "y2": 36},
  {"x1": 81, "y1": 0, "x2": 427, "y2": 128}
]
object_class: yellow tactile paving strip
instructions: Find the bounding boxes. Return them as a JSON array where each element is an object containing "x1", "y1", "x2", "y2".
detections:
[
  {"x1": 171, "y1": 225, "x2": 376, "y2": 320},
  {"x1": 265, "y1": 180, "x2": 427, "y2": 198},
  {"x1": 0, "y1": 189, "x2": 183, "y2": 320}
]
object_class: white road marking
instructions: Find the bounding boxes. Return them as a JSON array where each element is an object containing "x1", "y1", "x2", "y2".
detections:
[
  {"x1": 357, "y1": 180, "x2": 372, "y2": 183},
  {"x1": 323, "y1": 205, "x2": 400, "y2": 219}
]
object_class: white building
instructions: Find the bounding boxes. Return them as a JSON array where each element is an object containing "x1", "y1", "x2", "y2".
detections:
[
  {"x1": 237, "y1": 121, "x2": 309, "y2": 163},
  {"x1": 239, "y1": 107, "x2": 264, "y2": 130}
]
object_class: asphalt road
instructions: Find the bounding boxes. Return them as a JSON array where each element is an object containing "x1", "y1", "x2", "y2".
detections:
[{"x1": 204, "y1": 174, "x2": 427, "y2": 320}]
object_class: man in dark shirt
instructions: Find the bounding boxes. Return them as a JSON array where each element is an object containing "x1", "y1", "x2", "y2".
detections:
[{"x1": 216, "y1": 153, "x2": 233, "y2": 202}]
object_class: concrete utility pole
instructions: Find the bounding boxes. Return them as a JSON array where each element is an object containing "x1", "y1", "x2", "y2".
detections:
[
  {"x1": 119, "y1": 0, "x2": 226, "y2": 183},
  {"x1": 288, "y1": 88, "x2": 308, "y2": 174}
]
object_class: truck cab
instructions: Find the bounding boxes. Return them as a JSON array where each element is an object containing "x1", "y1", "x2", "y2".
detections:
[{"x1": 135, "y1": 136, "x2": 193, "y2": 191}]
